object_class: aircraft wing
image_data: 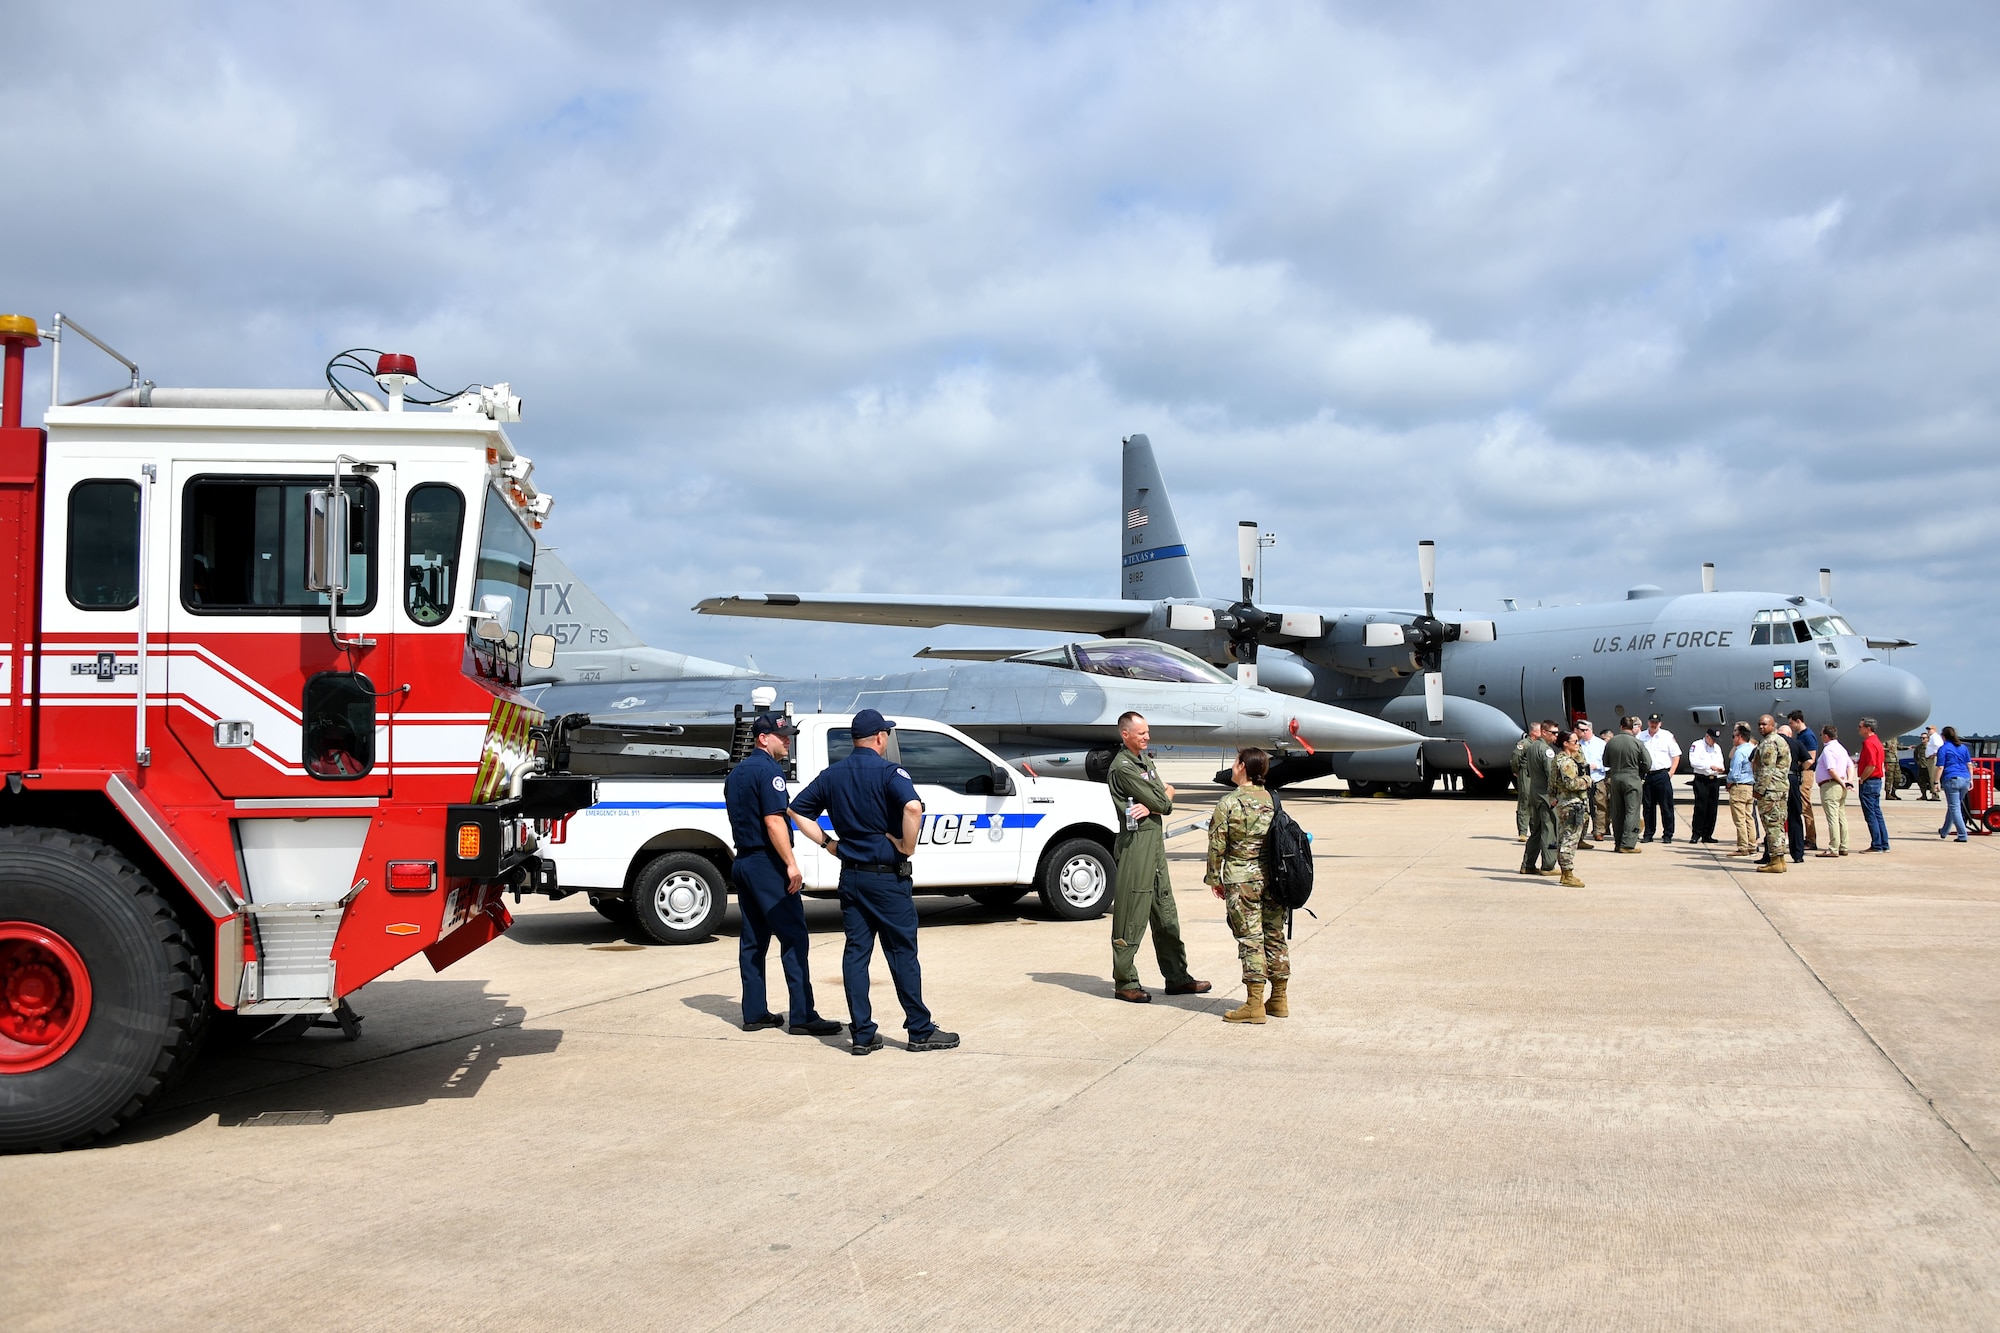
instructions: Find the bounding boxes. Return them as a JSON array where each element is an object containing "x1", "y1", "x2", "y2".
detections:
[{"x1": 694, "y1": 592, "x2": 1147, "y2": 635}]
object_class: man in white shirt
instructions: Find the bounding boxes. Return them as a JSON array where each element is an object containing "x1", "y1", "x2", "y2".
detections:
[
  {"x1": 1814, "y1": 725, "x2": 1856, "y2": 856},
  {"x1": 1640, "y1": 714, "x2": 1683, "y2": 843},
  {"x1": 1577, "y1": 719, "x2": 1609, "y2": 841},
  {"x1": 1919, "y1": 726, "x2": 1942, "y2": 801},
  {"x1": 1686, "y1": 727, "x2": 1726, "y2": 844}
]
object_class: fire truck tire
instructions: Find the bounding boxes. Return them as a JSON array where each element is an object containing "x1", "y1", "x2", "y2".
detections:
[
  {"x1": 0, "y1": 827, "x2": 207, "y2": 1152},
  {"x1": 630, "y1": 852, "x2": 728, "y2": 945},
  {"x1": 1036, "y1": 838, "x2": 1115, "y2": 921},
  {"x1": 589, "y1": 894, "x2": 636, "y2": 928}
]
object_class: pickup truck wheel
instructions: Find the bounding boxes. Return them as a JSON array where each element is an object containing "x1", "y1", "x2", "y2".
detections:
[
  {"x1": 631, "y1": 852, "x2": 727, "y2": 945},
  {"x1": 0, "y1": 827, "x2": 207, "y2": 1152},
  {"x1": 588, "y1": 895, "x2": 635, "y2": 928},
  {"x1": 1037, "y1": 839, "x2": 1114, "y2": 921},
  {"x1": 969, "y1": 888, "x2": 1026, "y2": 909}
]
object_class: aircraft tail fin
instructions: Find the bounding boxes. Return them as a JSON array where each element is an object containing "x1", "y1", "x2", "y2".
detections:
[
  {"x1": 529, "y1": 548, "x2": 758, "y2": 681},
  {"x1": 1120, "y1": 434, "x2": 1201, "y2": 601},
  {"x1": 532, "y1": 549, "x2": 646, "y2": 649}
]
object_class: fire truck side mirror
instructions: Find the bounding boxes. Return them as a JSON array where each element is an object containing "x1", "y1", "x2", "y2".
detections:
[
  {"x1": 305, "y1": 487, "x2": 350, "y2": 594},
  {"x1": 526, "y1": 633, "x2": 557, "y2": 670},
  {"x1": 472, "y1": 615, "x2": 506, "y2": 643}
]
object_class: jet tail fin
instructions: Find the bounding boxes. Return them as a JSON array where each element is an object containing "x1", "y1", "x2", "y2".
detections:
[
  {"x1": 532, "y1": 549, "x2": 646, "y2": 649},
  {"x1": 530, "y1": 549, "x2": 758, "y2": 683},
  {"x1": 1121, "y1": 434, "x2": 1201, "y2": 601}
]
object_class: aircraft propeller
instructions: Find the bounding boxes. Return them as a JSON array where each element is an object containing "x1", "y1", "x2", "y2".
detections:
[
  {"x1": 1362, "y1": 540, "x2": 1498, "y2": 723},
  {"x1": 1220, "y1": 521, "x2": 1286, "y2": 687}
]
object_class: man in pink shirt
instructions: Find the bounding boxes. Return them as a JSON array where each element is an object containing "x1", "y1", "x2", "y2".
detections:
[{"x1": 1815, "y1": 725, "x2": 1856, "y2": 856}]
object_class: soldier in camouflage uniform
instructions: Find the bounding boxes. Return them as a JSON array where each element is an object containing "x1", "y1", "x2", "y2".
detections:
[
  {"x1": 1752, "y1": 713, "x2": 1792, "y2": 874},
  {"x1": 1510, "y1": 723, "x2": 1541, "y2": 840},
  {"x1": 1107, "y1": 712, "x2": 1209, "y2": 1003},
  {"x1": 1206, "y1": 747, "x2": 1285, "y2": 1024},
  {"x1": 1551, "y1": 730, "x2": 1592, "y2": 887}
]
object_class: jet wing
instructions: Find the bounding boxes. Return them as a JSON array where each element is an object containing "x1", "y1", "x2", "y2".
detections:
[{"x1": 694, "y1": 592, "x2": 1147, "y2": 635}]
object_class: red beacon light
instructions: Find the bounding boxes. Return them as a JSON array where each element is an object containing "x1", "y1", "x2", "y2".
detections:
[{"x1": 374, "y1": 352, "x2": 418, "y2": 411}]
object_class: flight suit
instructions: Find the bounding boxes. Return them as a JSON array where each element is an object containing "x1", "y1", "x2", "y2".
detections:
[
  {"x1": 1510, "y1": 737, "x2": 1534, "y2": 839},
  {"x1": 1108, "y1": 746, "x2": 1196, "y2": 993},
  {"x1": 1602, "y1": 730, "x2": 1649, "y2": 851},
  {"x1": 1205, "y1": 783, "x2": 1284, "y2": 984},
  {"x1": 1552, "y1": 750, "x2": 1592, "y2": 878},
  {"x1": 1519, "y1": 737, "x2": 1557, "y2": 873},
  {"x1": 790, "y1": 746, "x2": 939, "y2": 1045},
  {"x1": 1752, "y1": 730, "x2": 1792, "y2": 871}
]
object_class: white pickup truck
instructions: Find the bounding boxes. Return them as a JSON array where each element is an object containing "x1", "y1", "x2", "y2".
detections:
[{"x1": 544, "y1": 713, "x2": 1124, "y2": 944}]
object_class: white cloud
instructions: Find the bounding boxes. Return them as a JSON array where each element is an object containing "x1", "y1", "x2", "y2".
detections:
[{"x1": 5, "y1": 0, "x2": 1995, "y2": 723}]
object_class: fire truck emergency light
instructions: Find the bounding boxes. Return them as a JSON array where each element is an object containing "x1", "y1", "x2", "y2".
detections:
[{"x1": 374, "y1": 352, "x2": 417, "y2": 412}]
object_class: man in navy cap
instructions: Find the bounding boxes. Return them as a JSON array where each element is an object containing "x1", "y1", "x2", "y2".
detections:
[
  {"x1": 789, "y1": 709, "x2": 959, "y2": 1056},
  {"x1": 724, "y1": 713, "x2": 843, "y2": 1037}
]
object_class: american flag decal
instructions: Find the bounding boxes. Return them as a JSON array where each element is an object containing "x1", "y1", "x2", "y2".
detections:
[{"x1": 1126, "y1": 508, "x2": 1148, "y2": 529}]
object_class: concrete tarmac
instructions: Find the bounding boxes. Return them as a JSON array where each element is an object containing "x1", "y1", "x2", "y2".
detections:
[{"x1": 5, "y1": 784, "x2": 1998, "y2": 1330}]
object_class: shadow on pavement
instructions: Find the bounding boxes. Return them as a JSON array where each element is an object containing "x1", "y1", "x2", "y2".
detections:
[
  {"x1": 680, "y1": 993, "x2": 742, "y2": 1025},
  {"x1": 105, "y1": 980, "x2": 563, "y2": 1147},
  {"x1": 1028, "y1": 971, "x2": 1223, "y2": 1011}
]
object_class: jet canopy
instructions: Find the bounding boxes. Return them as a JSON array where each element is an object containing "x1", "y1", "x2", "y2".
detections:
[{"x1": 1011, "y1": 639, "x2": 1235, "y2": 685}]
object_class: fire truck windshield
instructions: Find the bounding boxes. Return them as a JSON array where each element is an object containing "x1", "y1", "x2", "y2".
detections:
[{"x1": 473, "y1": 485, "x2": 536, "y2": 649}]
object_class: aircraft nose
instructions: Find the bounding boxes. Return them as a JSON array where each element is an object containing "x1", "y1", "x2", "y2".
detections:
[
  {"x1": 1831, "y1": 661, "x2": 1931, "y2": 739},
  {"x1": 1276, "y1": 695, "x2": 1424, "y2": 753}
]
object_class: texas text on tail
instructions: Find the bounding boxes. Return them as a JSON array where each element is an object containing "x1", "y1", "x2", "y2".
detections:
[
  {"x1": 695, "y1": 434, "x2": 1931, "y2": 794},
  {"x1": 528, "y1": 549, "x2": 758, "y2": 685}
]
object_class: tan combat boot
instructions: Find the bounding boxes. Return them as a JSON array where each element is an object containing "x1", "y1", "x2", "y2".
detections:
[
  {"x1": 1266, "y1": 978, "x2": 1290, "y2": 1018},
  {"x1": 1224, "y1": 980, "x2": 1267, "y2": 1024},
  {"x1": 1560, "y1": 870, "x2": 1585, "y2": 888}
]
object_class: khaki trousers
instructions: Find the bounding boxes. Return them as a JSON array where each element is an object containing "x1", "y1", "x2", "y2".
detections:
[
  {"x1": 1728, "y1": 784, "x2": 1757, "y2": 851},
  {"x1": 1819, "y1": 780, "x2": 1850, "y2": 855}
]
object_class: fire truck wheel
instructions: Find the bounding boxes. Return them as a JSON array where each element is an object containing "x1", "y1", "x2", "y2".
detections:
[
  {"x1": 630, "y1": 852, "x2": 728, "y2": 945},
  {"x1": 0, "y1": 827, "x2": 207, "y2": 1152},
  {"x1": 588, "y1": 894, "x2": 636, "y2": 928},
  {"x1": 1036, "y1": 838, "x2": 1114, "y2": 921}
]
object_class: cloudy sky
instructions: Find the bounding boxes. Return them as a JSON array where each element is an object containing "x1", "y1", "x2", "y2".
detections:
[{"x1": 8, "y1": 2, "x2": 1994, "y2": 723}]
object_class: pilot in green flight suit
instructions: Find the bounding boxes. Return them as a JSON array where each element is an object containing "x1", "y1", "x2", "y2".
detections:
[
  {"x1": 1511, "y1": 727, "x2": 1538, "y2": 841},
  {"x1": 1108, "y1": 712, "x2": 1209, "y2": 1003},
  {"x1": 1603, "y1": 716, "x2": 1650, "y2": 852}
]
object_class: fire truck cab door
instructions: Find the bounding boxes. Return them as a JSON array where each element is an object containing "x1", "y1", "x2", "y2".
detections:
[{"x1": 167, "y1": 462, "x2": 397, "y2": 799}]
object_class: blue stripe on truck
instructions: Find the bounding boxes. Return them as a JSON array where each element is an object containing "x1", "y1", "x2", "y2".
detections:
[{"x1": 591, "y1": 801, "x2": 730, "y2": 810}]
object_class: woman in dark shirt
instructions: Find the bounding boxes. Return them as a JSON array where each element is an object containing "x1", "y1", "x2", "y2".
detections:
[{"x1": 1935, "y1": 726, "x2": 1973, "y2": 842}]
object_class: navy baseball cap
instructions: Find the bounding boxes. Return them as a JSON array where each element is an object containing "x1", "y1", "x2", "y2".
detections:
[
  {"x1": 850, "y1": 708, "x2": 896, "y2": 739},
  {"x1": 750, "y1": 713, "x2": 790, "y2": 736}
]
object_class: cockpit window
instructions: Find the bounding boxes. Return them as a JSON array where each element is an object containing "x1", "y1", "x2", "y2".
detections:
[
  {"x1": 1071, "y1": 640, "x2": 1233, "y2": 685},
  {"x1": 1807, "y1": 615, "x2": 1857, "y2": 639},
  {"x1": 1753, "y1": 609, "x2": 1812, "y2": 645}
]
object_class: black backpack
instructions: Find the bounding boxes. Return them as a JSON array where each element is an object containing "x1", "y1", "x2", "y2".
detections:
[{"x1": 1261, "y1": 791, "x2": 1315, "y2": 911}]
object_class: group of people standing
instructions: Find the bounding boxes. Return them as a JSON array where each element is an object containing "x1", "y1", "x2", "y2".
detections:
[
  {"x1": 1105, "y1": 711, "x2": 1294, "y2": 1025},
  {"x1": 1511, "y1": 711, "x2": 1980, "y2": 874}
]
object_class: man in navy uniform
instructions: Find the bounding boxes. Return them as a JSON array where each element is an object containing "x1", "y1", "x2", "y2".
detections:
[
  {"x1": 789, "y1": 709, "x2": 959, "y2": 1057},
  {"x1": 723, "y1": 714, "x2": 843, "y2": 1037}
]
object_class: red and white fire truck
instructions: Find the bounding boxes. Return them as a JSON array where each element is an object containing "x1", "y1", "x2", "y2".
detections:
[{"x1": 0, "y1": 315, "x2": 594, "y2": 1150}]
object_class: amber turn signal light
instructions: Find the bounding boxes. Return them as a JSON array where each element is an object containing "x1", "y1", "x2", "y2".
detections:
[{"x1": 455, "y1": 824, "x2": 481, "y2": 860}]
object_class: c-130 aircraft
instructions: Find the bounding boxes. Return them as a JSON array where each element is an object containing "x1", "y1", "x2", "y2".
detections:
[{"x1": 696, "y1": 435, "x2": 1932, "y2": 793}]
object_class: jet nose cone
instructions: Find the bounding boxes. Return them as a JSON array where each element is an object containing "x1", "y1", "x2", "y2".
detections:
[
  {"x1": 1278, "y1": 696, "x2": 1425, "y2": 753},
  {"x1": 1832, "y1": 661, "x2": 1931, "y2": 739}
]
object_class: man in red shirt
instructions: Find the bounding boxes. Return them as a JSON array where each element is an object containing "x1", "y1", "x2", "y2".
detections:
[{"x1": 1854, "y1": 718, "x2": 1890, "y2": 852}]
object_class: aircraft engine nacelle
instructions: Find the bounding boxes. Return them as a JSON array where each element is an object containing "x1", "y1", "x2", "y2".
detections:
[{"x1": 1376, "y1": 693, "x2": 1523, "y2": 770}]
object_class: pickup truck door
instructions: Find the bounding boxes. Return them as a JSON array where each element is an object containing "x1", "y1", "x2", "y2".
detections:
[{"x1": 895, "y1": 726, "x2": 1026, "y2": 888}]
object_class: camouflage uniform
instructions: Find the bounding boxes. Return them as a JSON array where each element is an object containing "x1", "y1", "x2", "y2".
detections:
[
  {"x1": 1108, "y1": 746, "x2": 1196, "y2": 991},
  {"x1": 1752, "y1": 728, "x2": 1792, "y2": 871},
  {"x1": 1552, "y1": 750, "x2": 1592, "y2": 874},
  {"x1": 1510, "y1": 736, "x2": 1534, "y2": 838},
  {"x1": 1205, "y1": 783, "x2": 1287, "y2": 984}
]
